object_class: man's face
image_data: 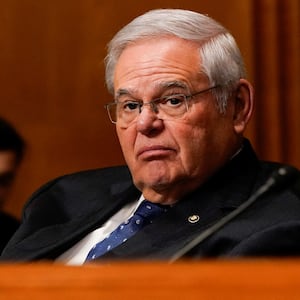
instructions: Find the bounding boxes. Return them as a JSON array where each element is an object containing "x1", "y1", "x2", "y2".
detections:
[
  {"x1": 113, "y1": 37, "x2": 243, "y2": 204},
  {"x1": 0, "y1": 150, "x2": 18, "y2": 207}
]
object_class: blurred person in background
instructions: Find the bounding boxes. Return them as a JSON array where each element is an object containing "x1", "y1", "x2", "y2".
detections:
[{"x1": 0, "y1": 117, "x2": 25, "y2": 252}]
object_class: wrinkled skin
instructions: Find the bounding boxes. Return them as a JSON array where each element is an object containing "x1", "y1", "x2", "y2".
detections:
[{"x1": 113, "y1": 37, "x2": 254, "y2": 205}]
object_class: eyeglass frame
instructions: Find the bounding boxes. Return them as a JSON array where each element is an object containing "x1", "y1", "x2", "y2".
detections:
[{"x1": 104, "y1": 85, "x2": 220, "y2": 125}]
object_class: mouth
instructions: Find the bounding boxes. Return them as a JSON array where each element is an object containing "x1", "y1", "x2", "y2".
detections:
[{"x1": 137, "y1": 145, "x2": 175, "y2": 160}]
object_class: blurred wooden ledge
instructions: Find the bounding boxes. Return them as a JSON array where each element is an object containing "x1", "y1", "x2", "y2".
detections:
[{"x1": 0, "y1": 259, "x2": 300, "y2": 299}]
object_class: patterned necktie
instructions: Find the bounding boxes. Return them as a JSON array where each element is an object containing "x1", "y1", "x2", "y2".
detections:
[{"x1": 85, "y1": 200, "x2": 166, "y2": 261}]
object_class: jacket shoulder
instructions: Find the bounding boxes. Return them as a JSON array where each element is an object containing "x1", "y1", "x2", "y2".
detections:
[
  {"x1": 22, "y1": 165, "x2": 133, "y2": 222},
  {"x1": 30, "y1": 165, "x2": 132, "y2": 198}
]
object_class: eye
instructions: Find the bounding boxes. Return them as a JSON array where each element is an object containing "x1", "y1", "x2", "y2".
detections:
[
  {"x1": 161, "y1": 95, "x2": 185, "y2": 107},
  {"x1": 120, "y1": 101, "x2": 140, "y2": 112}
]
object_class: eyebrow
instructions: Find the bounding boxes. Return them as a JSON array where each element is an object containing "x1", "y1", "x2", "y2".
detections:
[
  {"x1": 115, "y1": 88, "x2": 133, "y2": 99},
  {"x1": 158, "y1": 80, "x2": 189, "y2": 91},
  {"x1": 115, "y1": 81, "x2": 189, "y2": 100}
]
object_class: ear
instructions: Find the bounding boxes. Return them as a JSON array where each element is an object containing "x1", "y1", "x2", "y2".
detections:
[{"x1": 232, "y1": 78, "x2": 254, "y2": 134}]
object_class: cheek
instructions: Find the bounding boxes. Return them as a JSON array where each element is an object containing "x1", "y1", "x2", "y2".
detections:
[
  {"x1": 174, "y1": 113, "x2": 223, "y2": 163},
  {"x1": 116, "y1": 127, "x2": 136, "y2": 162},
  {"x1": 166, "y1": 120, "x2": 204, "y2": 167},
  {"x1": 179, "y1": 129, "x2": 206, "y2": 167}
]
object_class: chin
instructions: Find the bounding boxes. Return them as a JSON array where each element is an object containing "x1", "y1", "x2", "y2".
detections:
[
  {"x1": 131, "y1": 160, "x2": 180, "y2": 188},
  {"x1": 134, "y1": 175, "x2": 172, "y2": 192}
]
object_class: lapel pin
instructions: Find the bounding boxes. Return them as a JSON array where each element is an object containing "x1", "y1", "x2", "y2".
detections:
[{"x1": 188, "y1": 215, "x2": 200, "y2": 223}]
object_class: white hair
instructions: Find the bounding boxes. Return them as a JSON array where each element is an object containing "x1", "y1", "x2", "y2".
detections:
[{"x1": 105, "y1": 9, "x2": 246, "y2": 113}]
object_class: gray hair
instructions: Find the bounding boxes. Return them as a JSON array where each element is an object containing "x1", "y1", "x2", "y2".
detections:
[{"x1": 105, "y1": 9, "x2": 246, "y2": 113}]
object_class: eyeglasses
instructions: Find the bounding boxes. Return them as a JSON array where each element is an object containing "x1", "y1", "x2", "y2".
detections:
[{"x1": 104, "y1": 86, "x2": 219, "y2": 126}]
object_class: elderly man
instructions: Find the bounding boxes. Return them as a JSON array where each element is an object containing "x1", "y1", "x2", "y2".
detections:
[{"x1": 2, "y1": 9, "x2": 300, "y2": 263}]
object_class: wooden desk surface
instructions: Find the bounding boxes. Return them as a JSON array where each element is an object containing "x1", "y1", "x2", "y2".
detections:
[{"x1": 0, "y1": 259, "x2": 300, "y2": 299}]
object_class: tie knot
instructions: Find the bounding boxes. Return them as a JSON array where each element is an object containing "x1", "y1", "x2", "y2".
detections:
[{"x1": 134, "y1": 200, "x2": 167, "y2": 222}]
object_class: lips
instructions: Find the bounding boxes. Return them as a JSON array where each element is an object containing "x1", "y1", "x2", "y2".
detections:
[{"x1": 137, "y1": 145, "x2": 174, "y2": 159}]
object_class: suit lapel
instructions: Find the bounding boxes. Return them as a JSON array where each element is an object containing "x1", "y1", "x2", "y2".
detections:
[{"x1": 99, "y1": 191, "x2": 227, "y2": 261}]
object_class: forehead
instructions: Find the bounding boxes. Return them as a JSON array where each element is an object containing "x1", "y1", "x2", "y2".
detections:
[{"x1": 114, "y1": 37, "x2": 205, "y2": 96}]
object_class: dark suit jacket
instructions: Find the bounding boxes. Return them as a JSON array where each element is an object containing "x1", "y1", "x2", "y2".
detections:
[
  {"x1": 0, "y1": 212, "x2": 19, "y2": 253},
  {"x1": 2, "y1": 140, "x2": 300, "y2": 262}
]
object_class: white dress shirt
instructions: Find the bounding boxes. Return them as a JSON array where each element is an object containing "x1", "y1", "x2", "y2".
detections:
[{"x1": 55, "y1": 196, "x2": 144, "y2": 265}]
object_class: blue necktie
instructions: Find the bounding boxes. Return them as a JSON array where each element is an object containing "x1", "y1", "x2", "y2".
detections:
[{"x1": 85, "y1": 200, "x2": 166, "y2": 261}]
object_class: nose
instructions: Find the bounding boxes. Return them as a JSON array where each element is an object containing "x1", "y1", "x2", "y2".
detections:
[{"x1": 136, "y1": 105, "x2": 164, "y2": 135}]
